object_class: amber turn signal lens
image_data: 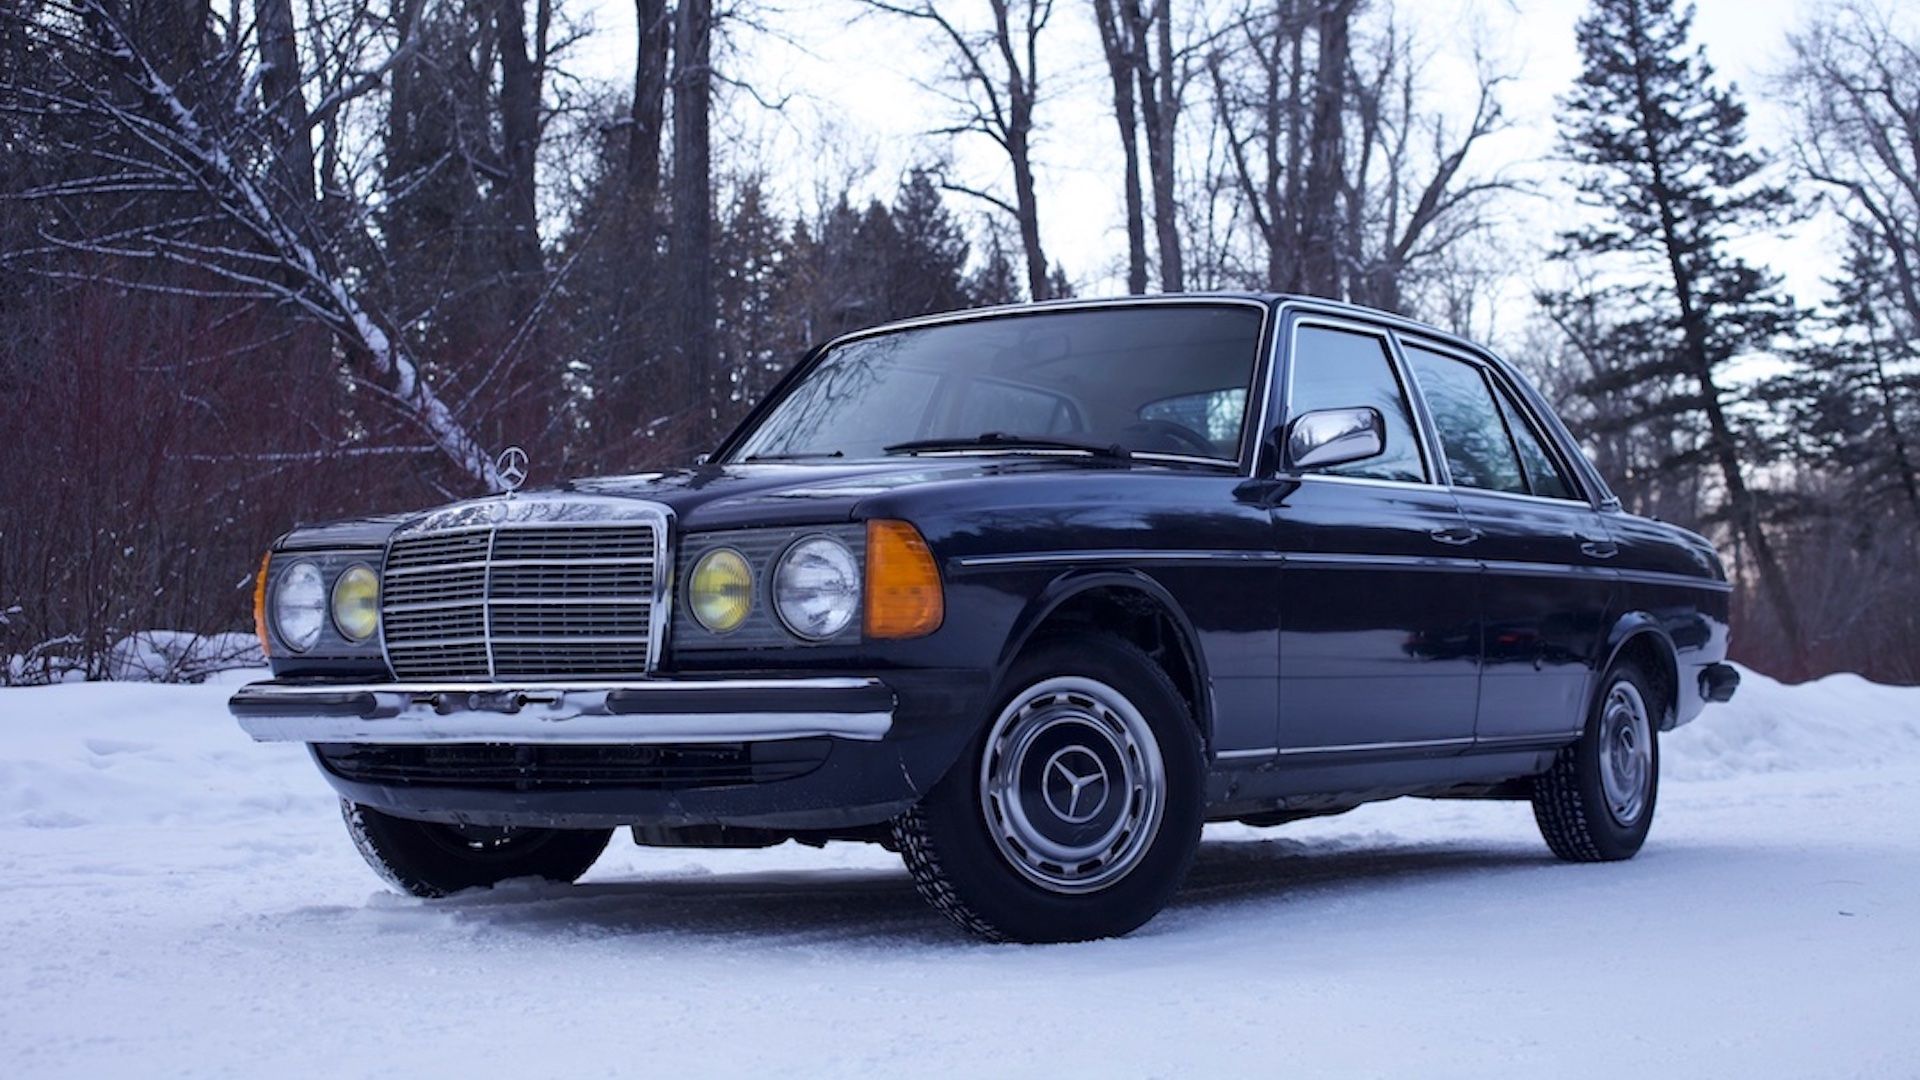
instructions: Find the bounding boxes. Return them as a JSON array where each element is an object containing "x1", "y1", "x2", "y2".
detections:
[
  {"x1": 865, "y1": 519, "x2": 943, "y2": 639},
  {"x1": 252, "y1": 551, "x2": 272, "y2": 658}
]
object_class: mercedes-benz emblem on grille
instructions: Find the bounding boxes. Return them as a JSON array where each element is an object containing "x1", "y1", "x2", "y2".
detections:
[
  {"x1": 1042, "y1": 746, "x2": 1110, "y2": 824},
  {"x1": 495, "y1": 445, "x2": 529, "y2": 493}
]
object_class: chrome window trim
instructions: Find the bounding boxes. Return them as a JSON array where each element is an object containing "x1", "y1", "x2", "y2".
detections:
[
  {"x1": 719, "y1": 295, "x2": 1277, "y2": 475},
  {"x1": 1289, "y1": 471, "x2": 1445, "y2": 495},
  {"x1": 1396, "y1": 333, "x2": 1596, "y2": 506},
  {"x1": 1393, "y1": 331, "x2": 1607, "y2": 510},
  {"x1": 1448, "y1": 484, "x2": 1604, "y2": 512}
]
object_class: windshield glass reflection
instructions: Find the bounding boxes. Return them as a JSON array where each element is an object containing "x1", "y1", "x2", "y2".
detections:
[{"x1": 729, "y1": 305, "x2": 1266, "y2": 463}]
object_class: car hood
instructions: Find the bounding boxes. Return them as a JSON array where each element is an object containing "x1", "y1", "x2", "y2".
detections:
[{"x1": 275, "y1": 457, "x2": 1135, "y2": 550}]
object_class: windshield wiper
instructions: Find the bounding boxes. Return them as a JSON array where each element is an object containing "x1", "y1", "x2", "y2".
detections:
[
  {"x1": 744, "y1": 450, "x2": 845, "y2": 462},
  {"x1": 883, "y1": 432, "x2": 1132, "y2": 461}
]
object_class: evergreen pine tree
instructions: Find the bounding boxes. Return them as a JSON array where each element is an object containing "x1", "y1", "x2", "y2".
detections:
[
  {"x1": 1779, "y1": 231, "x2": 1920, "y2": 521},
  {"x1": 1550, "y1": 0, "x2": 1809, "y2": 671}
]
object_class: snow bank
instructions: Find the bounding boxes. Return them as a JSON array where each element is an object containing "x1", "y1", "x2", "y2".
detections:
[
  {"x1": 105, "y1": 630, "x2": 261, "y2": 682},
  {"x1": 0, "y1": 668, "x2": 327, "y2": 831},
  {"x1": 1664, "y1": 664, "x2": 1920, "y2": 780},
  {"x1": 1, "y1": 663, "x2": 1915, "y2": 832}
]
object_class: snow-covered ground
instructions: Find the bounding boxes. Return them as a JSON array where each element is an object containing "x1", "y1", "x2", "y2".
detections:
[{"x1": 2, "y1": 667, "x2": 1917, "y2": 1078}]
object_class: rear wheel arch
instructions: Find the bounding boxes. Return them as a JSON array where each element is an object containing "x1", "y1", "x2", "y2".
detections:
[
  {"x1": 997, "y1": 571, "x2": 1212, "y2": 752},
  {"x1": 1599, "y1": 616, "x2": 1680, "y2": 730}
]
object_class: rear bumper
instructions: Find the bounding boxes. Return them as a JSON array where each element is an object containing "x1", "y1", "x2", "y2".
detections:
[{"x1": 229, "y1": 677, "x2": 894, "y2": 745}]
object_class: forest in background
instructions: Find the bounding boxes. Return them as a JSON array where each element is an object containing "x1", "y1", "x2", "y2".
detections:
[{"x1": 1, "y1": 0, "x2": 1915, "y2": 683}]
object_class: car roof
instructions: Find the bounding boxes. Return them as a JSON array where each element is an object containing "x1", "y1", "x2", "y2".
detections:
[{"x1": 848, "y1": 292, "x2": 1482, "y2": 356}]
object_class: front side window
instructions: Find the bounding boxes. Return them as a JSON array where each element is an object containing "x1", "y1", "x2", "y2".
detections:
[
  {"x1": 1284, "y1": 325, "x2": 1426, "y2": 482},
  {"x1": 1403, "y1": 346, "x2": 1527, "y2": 495},
  {"x1": 728, "y1": 305, "x2": 1264, "y2": 462}
]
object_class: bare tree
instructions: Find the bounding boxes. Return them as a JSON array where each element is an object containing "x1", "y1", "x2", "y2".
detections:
[
  {"x1": 628, "y1": 0, "x2": 671, "y2": 222},
  {"x1": 1782, "y1": 2, "x2": 1920, "y2": 330},
  {"x1": 495, "y1": 0, "x2": 553, "y2": 314},
  {"x1": 1126, "y1": 0, "x2": 1184, "y2": 292},
  {"x1": 1092, "y1": 0, "x2": 1147, "y2": 293},
  {"x1": 1203, "y1": 1, "x2": 1508, "y2": 315},
  {"x1": 0, "y1": 0, "x2": 505, "y2": 488},
  {"x1": 860, "y1": 0, "x2": 1056, "y2": 300},
  {"x1": 671, "y1": 0, "x2": 716, "y2": 406},
  {"x1": 1092, "y1": 0, "x2": 1186, "y2": 293}
]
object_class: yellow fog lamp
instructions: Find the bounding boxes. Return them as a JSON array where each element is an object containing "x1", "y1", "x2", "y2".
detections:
[
  {"x1": 330, "y1": 564, "x2": 381, "y2": 642},
  {"x1": 689, "y1": 547, "x2": 753, "y2": 633}
]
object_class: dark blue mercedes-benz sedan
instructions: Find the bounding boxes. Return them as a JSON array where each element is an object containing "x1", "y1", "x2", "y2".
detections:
[{"x1": 232, "y1": 294, "x2": 1739, "y2": 942}]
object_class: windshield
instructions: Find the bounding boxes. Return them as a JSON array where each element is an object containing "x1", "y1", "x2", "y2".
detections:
[{"x1": 728, "y1": 304, "x2": 1266, "y2": 464}]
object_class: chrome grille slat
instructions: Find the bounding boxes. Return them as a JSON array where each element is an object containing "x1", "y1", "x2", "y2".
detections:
[{"x1": 380, "y1": 521, "x2": 661, "y2": 680}]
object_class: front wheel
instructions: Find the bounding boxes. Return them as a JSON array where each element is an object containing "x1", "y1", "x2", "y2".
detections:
[
  {"x1": 892, "y1": 635, "x2": 1204, "y2": 943},
  {"x1": 342, "y1": 801, "x2": 613, "y2": 897},
  {"x1": 1531, "y1": 659, "x2": 1661, "y2": 862}
]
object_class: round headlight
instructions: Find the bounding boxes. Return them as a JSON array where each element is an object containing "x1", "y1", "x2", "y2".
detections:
[
  {"x1": 272, "y1": 561, "x2": 327, "y2": 652},
  {"x1": 331, "y1": 564, "x2": 381, "y2": 642},
  {"x1": 775, "y1": 536, "x2": 860, "y2": 640},
  {"x1": 689, "y1": 547, "x2": 753, "y2": 633}
]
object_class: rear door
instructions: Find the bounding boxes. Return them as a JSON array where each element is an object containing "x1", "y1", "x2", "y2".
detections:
[
  {"x1": 1271, "y1": 316, "x2": 1482, "y2": 756},
  {"x1": 1398, "y1": 339, "x2": 1616, "y2": 746}
]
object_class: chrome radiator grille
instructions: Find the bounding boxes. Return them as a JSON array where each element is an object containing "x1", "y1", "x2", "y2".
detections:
[{"x1": 380, "y1": 524, "x2": 660, "y2": 679}]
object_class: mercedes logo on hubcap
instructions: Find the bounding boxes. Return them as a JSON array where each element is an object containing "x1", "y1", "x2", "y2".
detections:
[
  {"x1": 495, "y1": 445, "x2": 529, "y2": 493},
  {"x1": 1041, "y1": 746, "x2": 1111, "y2": 825}
]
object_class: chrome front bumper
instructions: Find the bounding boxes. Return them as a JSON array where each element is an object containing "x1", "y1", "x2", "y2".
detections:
[{"x1": 229, "y1": 677, "x2": 895, "y2": 745}]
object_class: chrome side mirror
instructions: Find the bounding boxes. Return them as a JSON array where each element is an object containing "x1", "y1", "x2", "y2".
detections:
[{"x1": 1283, "y1": 406, "x2": 1386, "y2": 471}]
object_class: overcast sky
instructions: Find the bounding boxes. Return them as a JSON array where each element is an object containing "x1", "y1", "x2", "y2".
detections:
[{"x1": 562, "y1": 0, "x2": 1832, "y2": 335}]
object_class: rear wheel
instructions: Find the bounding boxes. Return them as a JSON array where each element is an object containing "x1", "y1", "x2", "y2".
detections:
[
  {"x1": 1531, "y1": 659, "x2": 1661, "y2": 862},
  {"x1": 342, "y1": 800, "x2": 613, "y2": 897},
  {"x1": 892, "y1": 635, "x2": 1204, "y2": 943}
]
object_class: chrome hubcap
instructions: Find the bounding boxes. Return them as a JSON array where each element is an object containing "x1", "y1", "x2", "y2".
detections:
[
  {"x1": 1598, "y1": 680, "x2": 1653, "y2": 826},
  {"x1": 979, "y1": 676, "x2": 1165, "y2": 894}
]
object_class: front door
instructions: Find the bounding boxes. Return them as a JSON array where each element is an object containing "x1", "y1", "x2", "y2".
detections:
[
  {"x1": 1398, "y1": 338, "x2": 1617, "y2": 745},
  {"x1": 1270, "y1": 319, "x2": 1482, "y2": 756}
]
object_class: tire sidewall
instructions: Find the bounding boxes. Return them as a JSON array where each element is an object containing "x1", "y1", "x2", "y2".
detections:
[
  {"x1": 344, "y1": 801, "x2": 612, "y2": 897},
  {"x1": 914, "y1": 634, "x2": 1205, "y2": 941},
  {"x1": 1573, "y1": 662, "x2": 1661, "y2": 859}
]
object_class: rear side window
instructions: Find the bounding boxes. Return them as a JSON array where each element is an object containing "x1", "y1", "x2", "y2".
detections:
[
  {"x1": 1491, "y1": 385, "x2": 1578, "y2": 500},
  {"x1": 1403, "y1": 346, "x2": 1526, "y2": 495},
  {"x1": 1286, "y1": 326, "x2": 1426, "y2": 482}
]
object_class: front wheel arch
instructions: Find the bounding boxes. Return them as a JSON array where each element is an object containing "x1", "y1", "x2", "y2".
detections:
[{"x1": 994, "y1": 570, "x2": 1213, "y2": 753}]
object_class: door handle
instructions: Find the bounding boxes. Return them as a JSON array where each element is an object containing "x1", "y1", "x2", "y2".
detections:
[
  {"x1": 1429, "y1": 525, "x2": 1481, "y2": 546},
  {"x1": 1578, "y1": 536, "x2": 1619, "y2": 559}
]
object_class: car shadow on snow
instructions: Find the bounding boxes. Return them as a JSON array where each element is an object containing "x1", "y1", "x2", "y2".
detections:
[{"x1": 370, "y1": 834, "x2": 1560, "y2": 949}]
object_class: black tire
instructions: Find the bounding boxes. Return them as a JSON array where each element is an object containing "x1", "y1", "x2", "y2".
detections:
[
  {"x1": 1531, "y1": 659, "x2": 1661, "y2": 862},
  {"x1": 892, "y1": 634, "x2": 1205, "y2": 943},
  {"x1": 342, "y1": 800, "x2": 613, "y2": 898}
]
